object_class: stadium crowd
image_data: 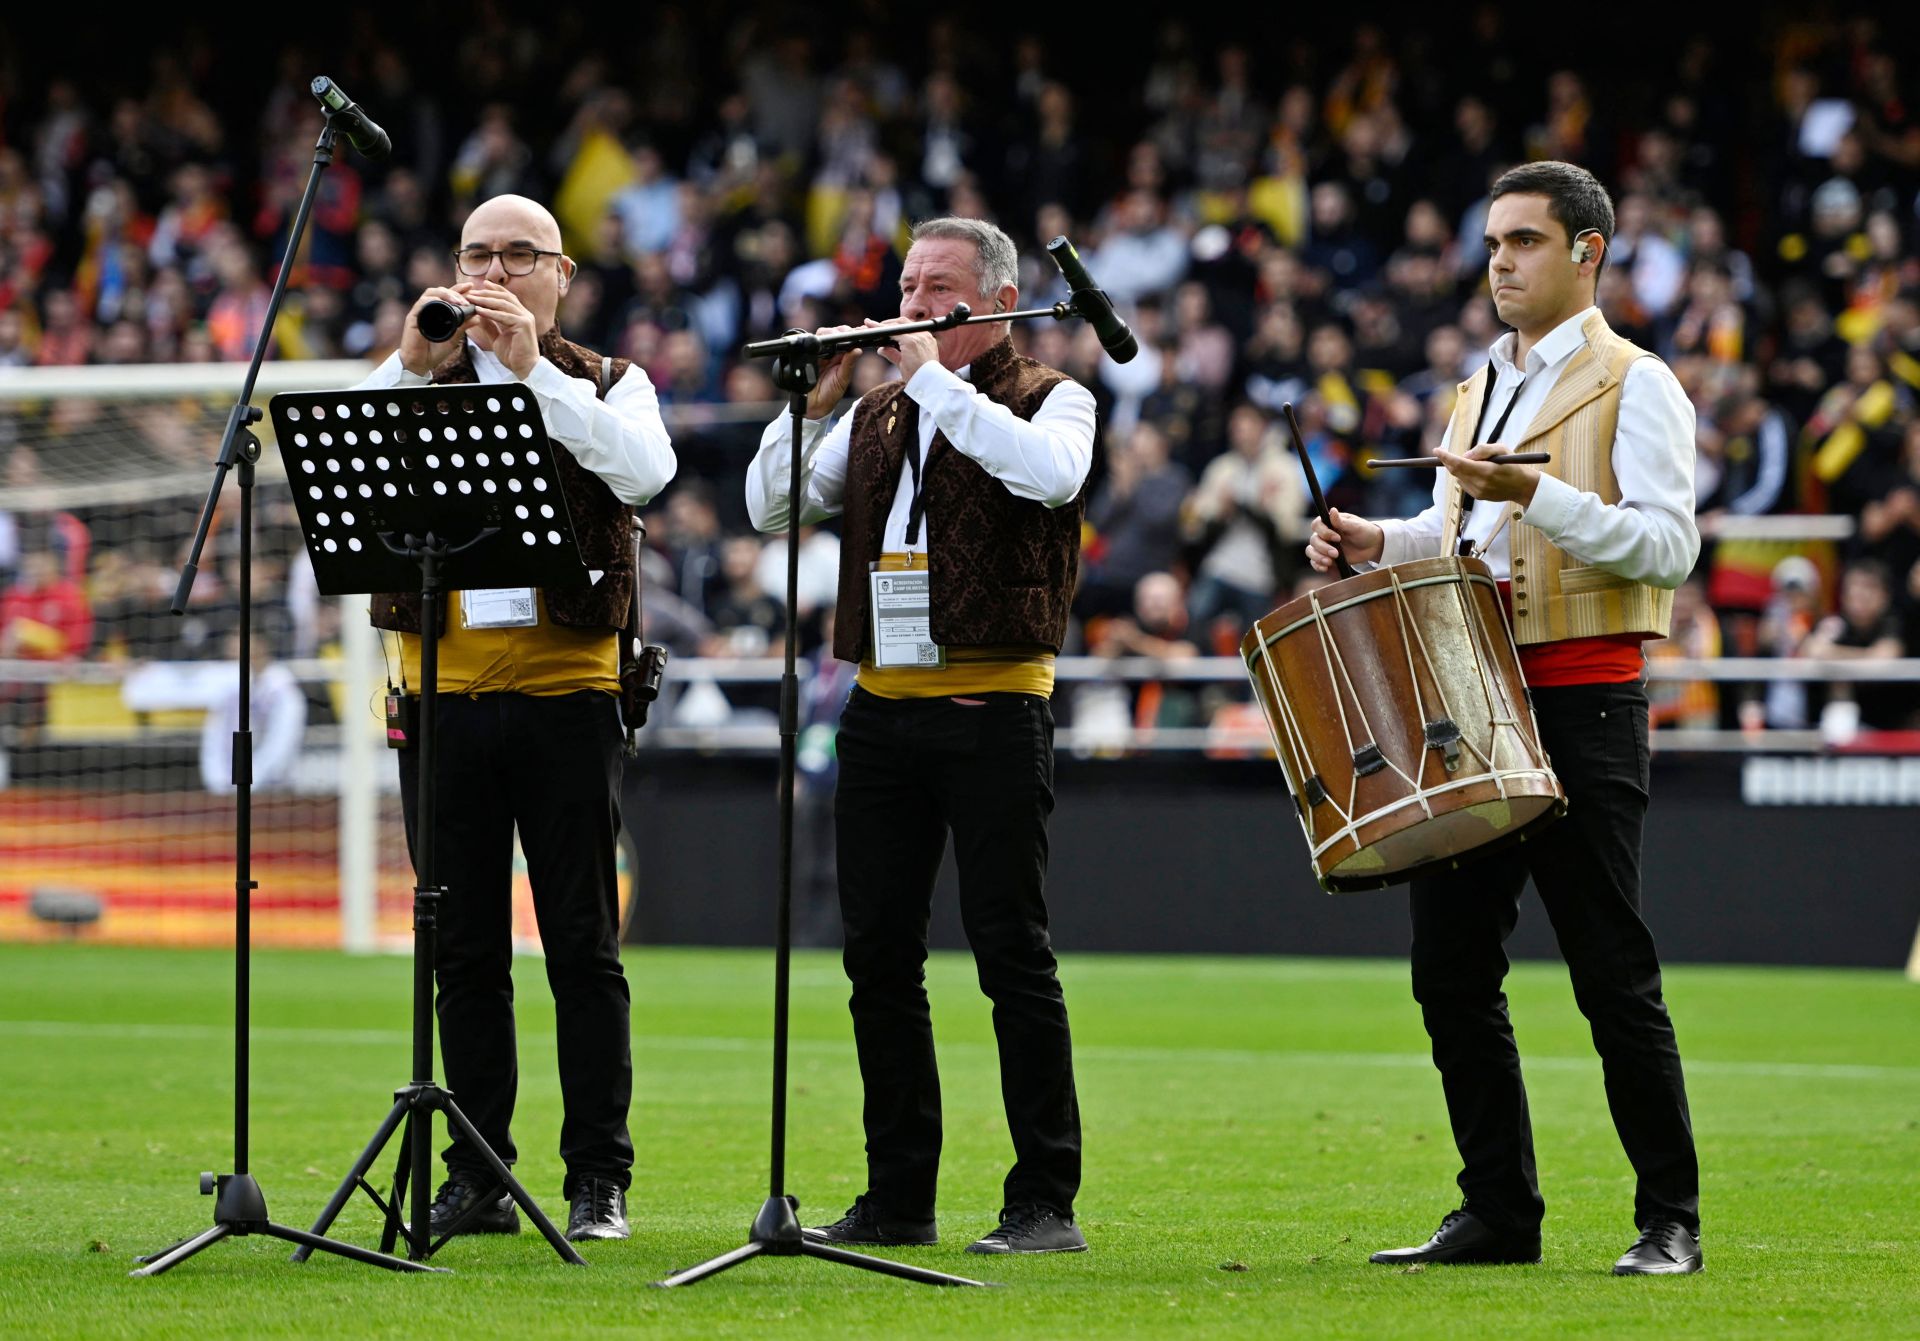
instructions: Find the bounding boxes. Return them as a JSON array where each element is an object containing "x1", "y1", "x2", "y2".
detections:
[{"x1": 2, "y1": 8, "x2": 1919, "y2": 739}]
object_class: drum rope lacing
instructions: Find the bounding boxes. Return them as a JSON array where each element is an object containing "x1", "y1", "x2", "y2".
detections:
[{"x1": 1246, "y1": 567, "x2": 1558, "y2": 879}]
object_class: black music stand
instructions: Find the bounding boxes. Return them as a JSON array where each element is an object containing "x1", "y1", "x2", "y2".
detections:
[{"x1": 268, "y1": 383, "x2": 591, "y2": 1265}]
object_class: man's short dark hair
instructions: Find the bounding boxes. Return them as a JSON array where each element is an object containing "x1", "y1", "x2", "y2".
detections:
[{"x1": 1490, "y1": 161, "x2": 1616, "y2": 276}]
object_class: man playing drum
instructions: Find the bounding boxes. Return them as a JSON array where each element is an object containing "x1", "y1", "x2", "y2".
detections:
[{"x1": 1308, "y1": 161, "x2": 1703, "y2": 1276}]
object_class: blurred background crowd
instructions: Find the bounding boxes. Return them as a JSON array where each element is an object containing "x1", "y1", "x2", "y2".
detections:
[{"x1": 4, "y1": 5, "x2": 1920, "y2": 741}]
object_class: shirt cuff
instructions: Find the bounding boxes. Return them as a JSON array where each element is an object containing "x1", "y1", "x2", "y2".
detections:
[
  {"x1": 1521, "y1": 473, "x2": 1579, "y2": 540},
  {"x1": 904, "y1": 360, "x2": 963, "y2": 404},
  {"x1": 1376, "y1": 519, "x2": 1414, "y2": 568},
  {"x1": 364, "y1": 351, "x2": 431, "y2": 388},
  {"x1": 523, "y1": 356, "x2": 576, "y2": 397}
]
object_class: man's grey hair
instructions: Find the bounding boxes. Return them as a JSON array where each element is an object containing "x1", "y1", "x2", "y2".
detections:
[{"x1": 910, "y1": 216, "x2": 1019, "y2": 295}]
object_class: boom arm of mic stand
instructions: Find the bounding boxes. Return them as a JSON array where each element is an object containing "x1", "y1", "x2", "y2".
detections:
[{"x1": 172, "y1": 115, "x2": 344, "y2": 615}]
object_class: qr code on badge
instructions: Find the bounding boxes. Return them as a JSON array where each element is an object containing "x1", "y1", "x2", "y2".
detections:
[
  {"x1": 509, "y1": 597, "x2": 534, "y2": 619},
  {"x1": 915, "y1": 643, "x2": 938, "y2": 664}
]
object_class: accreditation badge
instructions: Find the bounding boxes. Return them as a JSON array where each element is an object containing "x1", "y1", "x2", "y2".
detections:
[
  {"x1": 461, "y1": 587, "x2": 539, "y2": 629},
  {"x1": 868, "y1": 564, "x2": 944, "y2": 668}
]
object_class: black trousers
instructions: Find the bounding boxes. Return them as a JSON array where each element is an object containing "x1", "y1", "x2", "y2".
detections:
[
  {"x1": 833, "y1": 686, "x2": 1081, "y2": 1221},
  {"x1": 1409, "y1": 679, "x2": 1698, "y2": 1237},
  {"x1": 398, "y1": 689, "x2": 633, "y2": 1195}
]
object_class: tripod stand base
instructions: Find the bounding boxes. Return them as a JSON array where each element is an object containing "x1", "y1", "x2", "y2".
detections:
[
  {"x1": 653, "y1": 1195, "x2": 988, "y2": 1288},
  {"x1": 294, "y1": 1085, "x2": 585, "y2": 1266},
  {"x1": 131, "y1": 1173, "x2": 440, "y2": 1277}
]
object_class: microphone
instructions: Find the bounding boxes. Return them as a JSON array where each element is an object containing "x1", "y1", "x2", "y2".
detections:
[
  {"x1": 417, "y1": 299, "x2": 477, "y2": 344},
  {"x1": 1046, "y1": 235, "x2": 1138, "y2": 363},
  {"x1": 309, "y1": 76, "x2": 392, "y2": 161}
]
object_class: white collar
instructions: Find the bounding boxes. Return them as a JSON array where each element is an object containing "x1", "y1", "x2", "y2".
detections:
[{"x1": 1489, "y1": 306, "x2": 1596, "y2": 377}]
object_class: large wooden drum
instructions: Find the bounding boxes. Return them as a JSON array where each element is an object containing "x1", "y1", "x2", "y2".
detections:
[{"x1": 1241, "y1": 556, "x2": 1566, "y2": 892}]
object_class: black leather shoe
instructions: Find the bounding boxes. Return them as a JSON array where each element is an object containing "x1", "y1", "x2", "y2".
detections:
[
  {"x1": 965, "y1": 1204, "x2": 1088, "y2": 1255},
  {"x1": 1613, "y1": 1220, "x2": 1702, "y2": 1275},
  {"x1": 1369, "y1": 1209, "x2": 1540, "y2": 1265},
  {"x1": 565, "y1": 1177, "x2": 629, "y2": 1242},
  {"x1": 423, "y1": 1172, "x2": 519, "y2": 1238},
  {"x1": 801, "y1": 1195, "x2": 937, "y2": 1246}
]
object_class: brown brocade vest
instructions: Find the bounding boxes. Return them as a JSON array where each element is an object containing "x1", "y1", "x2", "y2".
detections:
[
  {"x1": 368, "y1": 329, "x2": 635, "y2": 638},
  {"x1": 832, "y1": 336, "x2": 1085, "y2": 665}
]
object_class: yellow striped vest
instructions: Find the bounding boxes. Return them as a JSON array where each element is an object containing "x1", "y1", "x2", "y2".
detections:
[{"x1": 1439, "y1": 310, "x2": 1675, "y2": 647}]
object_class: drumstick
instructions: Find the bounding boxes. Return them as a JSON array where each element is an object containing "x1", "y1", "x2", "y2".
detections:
[
  {"x1": 1281, "y1": 402, "x2": 1356, "y2": 580},
  {"x1": 1369, "y1": 452, "x2": 1552, "y2": 468}
]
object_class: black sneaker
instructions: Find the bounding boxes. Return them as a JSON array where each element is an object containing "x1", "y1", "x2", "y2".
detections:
[
  {"x1": 422, "y1": 1172, "x2": 519, "y2": 1238},
  {"x1": 565, "y1": 1177, "x2": 629, "y2": 1242},
  {"x1": 801, "y1": 1195, "x2": 937, "y2": 1246},
  {"x1": 965, "y1": 1204, "x2": 1088, "y2": 1254}
]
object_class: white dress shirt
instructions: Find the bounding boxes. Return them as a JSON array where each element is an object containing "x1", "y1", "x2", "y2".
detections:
[
  {"x1": 357, "y1": 340, "x2": 677, "y2": 505},
  {"x1": 1377, "y1": 307, "x2": 1699, "y2": 588},
  {"x1": 746, "y1": 359, "x2": 1098, "y2": 551}
]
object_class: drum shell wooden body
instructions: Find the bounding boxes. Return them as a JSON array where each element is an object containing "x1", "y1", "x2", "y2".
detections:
[{"x1": 1240, "y1": 556, "x2": 1566, "y2": 892}]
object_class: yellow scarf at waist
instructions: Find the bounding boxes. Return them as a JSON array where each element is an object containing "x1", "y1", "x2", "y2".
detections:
[
  {"x1": 397, "y1": 590, "x2": 618, "y2": 696},
  {"x1": 854, "y1": 552, "x2": 1055, "y2": 699}
]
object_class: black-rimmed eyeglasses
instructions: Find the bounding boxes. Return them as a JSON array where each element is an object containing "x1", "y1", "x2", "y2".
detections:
[{"x1": 453, "y1": 246, "x2": 563, "y2": 277}]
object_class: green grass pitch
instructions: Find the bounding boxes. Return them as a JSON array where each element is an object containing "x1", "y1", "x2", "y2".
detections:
[{"x1": 1, "y1": 942, "x2": 1916, "y2": 1338}]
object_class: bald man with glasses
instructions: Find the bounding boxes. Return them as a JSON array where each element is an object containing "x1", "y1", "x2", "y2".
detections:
[{"x1": 360, "y1": 193, "x2": 676, "y2": 1245}]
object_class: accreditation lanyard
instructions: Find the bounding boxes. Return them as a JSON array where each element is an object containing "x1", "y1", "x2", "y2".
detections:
[
  {"x1": 871, "y1": 434, "x2": 942, "y2": 668},
  {"x1": 1456, "y1": 372, "x2": 1526, "y2": 555},
  {"x1": 903, "y1": 434, "x2": 928, "y2": 547}
]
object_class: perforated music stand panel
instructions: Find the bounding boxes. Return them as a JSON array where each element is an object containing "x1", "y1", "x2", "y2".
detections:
[{"x1": 269, "y1": 385, "x2": 593, "y2": 596}]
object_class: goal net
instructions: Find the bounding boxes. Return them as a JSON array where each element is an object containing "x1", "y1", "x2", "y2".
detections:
[{"x1": 0, "y1": 359, "x2": 627, "y2": 952}]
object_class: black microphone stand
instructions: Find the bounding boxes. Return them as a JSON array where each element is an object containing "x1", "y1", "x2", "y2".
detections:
[
  {"x1": 658, "y1": 301, "x2": 1092, "y2": 1290},
  {"x1": 134, "y1": 109, "x2": 435, "y2": 1277}
]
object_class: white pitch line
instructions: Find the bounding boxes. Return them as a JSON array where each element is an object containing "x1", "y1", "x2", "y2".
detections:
[{"x1": 2, "y1": 1018, "x2": 1915, "y2": 1083}]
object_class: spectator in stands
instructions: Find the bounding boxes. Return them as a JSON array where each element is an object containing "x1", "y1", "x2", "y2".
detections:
[
  {"x1": 1757, "y1": 554, "x2": 1826, "y2": 730},
  {"x1": 1085, "y1": 570, "x2": 1202, "y2": 731},
  {"x1": 1800, "y1": 557, "x2": 1912, "y2": 730},
  {"x1": 755, "y1": 523, "x2": 840, "y2": 655},
  {"x1": 34, "y1": 289, "x2": 92, "y2": 367},
  {"x1": 0, "y1": 542, "x2": 92, "y2": 740},
  {"x1": 611, "y1": 141, "x2": 680, "y2": 260},
  {"x1": 1608, "y1": 193, "x2": 1686, "y2": 321},
  {"x1": 1648, "y1": 577, "x2": 1722, "y2": 730},
  {"x1": 204, "y1": 229, "x2": 273, "y2": 362},
  {"x1": 703, "y1": 534, "x2": 783, "y2": 656},
  {"x1": 1696, "y1": 381, "x2": 1791, "y2": 519},
  {"x1": 1185, "y1": 401, "x2": 1307, "y2": 647},
  {"x1": 1078, "y1": 420, "x2": 1192, "y2": 621},
  {"x1": 657, "y1": 481, "x2": 727, "y2": 616},
  {"x1": 448, "y1": 104, "x2": 541, "y2": 211},
  {"x1": 0, "y1": 309, "x2": 30, "y2": 367},
  {"x1": 0, "y1": 547, "x2": 91, "y2": 661},
  {"x1": 1857, "y1": 418, "x2": 1920, "y2": 581},
  {"x1": 1806, "y1": 344, "x2": 1908, "y2": 513},
  {"x1": 1301, "y1": 181, "x2": 1381, "y2": 290},
  {"x1": 1092, "y1": 189, "x2": 1188, "y2": 305}
]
